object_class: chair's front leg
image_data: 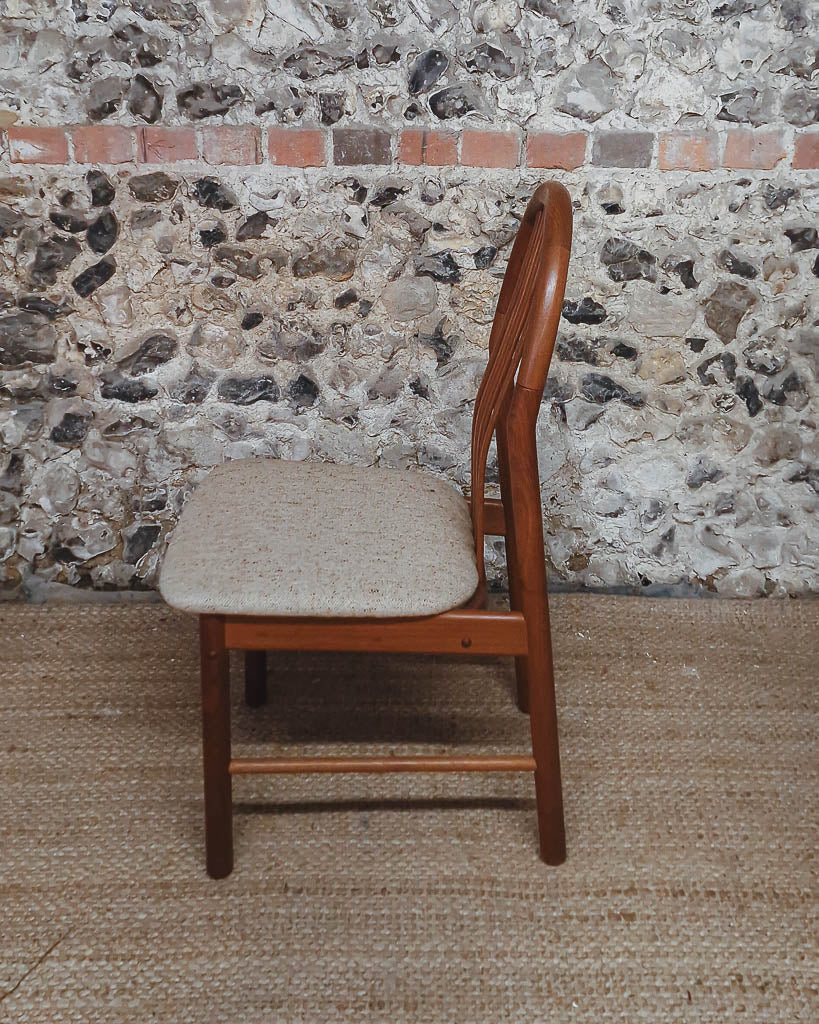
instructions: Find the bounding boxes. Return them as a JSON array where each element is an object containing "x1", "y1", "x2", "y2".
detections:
[
  {"x1": 244, "y1": 651, "x2": 267, "y2": 707},
  {"x1": 200, "y1": 614, "x2": 233, "y2": 878}
]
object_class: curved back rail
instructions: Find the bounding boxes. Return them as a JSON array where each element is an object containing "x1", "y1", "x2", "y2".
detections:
[{"x1": 469, "y1": 182, "x2": 573, "y2": 580}]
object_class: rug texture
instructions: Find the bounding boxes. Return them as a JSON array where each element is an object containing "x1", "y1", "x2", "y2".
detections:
[{"x1": 0, "y1": 596, "x2": 816, "y2": 1023}]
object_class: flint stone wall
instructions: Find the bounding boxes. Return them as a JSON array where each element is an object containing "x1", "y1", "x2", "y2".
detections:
[{"x1": 0, "y1": 0, "x2": 817, "y2": 600}]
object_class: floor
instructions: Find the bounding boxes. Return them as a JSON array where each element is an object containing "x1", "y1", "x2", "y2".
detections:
[{"x1": 0, "y1": 595, "x2": 816, "y2": 1023}]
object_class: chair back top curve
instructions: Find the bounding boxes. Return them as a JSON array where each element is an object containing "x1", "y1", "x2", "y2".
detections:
[{"x1": 469, "y1": 181, "x2": 573, "y2": 580}]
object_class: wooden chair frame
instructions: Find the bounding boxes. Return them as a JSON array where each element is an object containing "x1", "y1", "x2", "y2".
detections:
[{"x1": 198, "y1": 182, "x2": 573, "y2": 878}]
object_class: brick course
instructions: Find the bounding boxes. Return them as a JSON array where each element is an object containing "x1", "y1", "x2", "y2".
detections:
[{"x1": 0, "y1": 124, "x2": 812, "y2": 172}]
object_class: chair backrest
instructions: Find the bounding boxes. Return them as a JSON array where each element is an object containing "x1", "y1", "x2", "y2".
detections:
[{"x1": 470, "y1": 181, "x2": 573, "y2": 580}]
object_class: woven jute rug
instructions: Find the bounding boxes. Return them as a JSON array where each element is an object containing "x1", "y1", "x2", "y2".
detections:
[{"x1": 0, "y1": 596, "x2": 816, "y2": 1023}]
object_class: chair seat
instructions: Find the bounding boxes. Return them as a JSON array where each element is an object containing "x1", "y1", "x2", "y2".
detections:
[{"x1": 159, "y1": 459, "x2": 480, "y2": 618}]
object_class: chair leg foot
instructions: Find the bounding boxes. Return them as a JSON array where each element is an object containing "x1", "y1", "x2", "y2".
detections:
[
  {"x1": 536, "y1": 799, "x2": 567, "y2": 866},
  {"x1": 531, "y1": 705, "x2": 567, "y2": 865},
  {"x1": 244, "y1": 650, "x2": 267, "y2": 707},
  {"x1": 200, "y1": 615, "x2": 233, "y2": 879},
  {"x1": 207, "y1": 848, "x2": 233, "y2": 880}
]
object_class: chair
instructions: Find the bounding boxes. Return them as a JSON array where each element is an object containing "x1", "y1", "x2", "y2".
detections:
[{"x1": 159, "y1": 181, "x2": 573, "y2": 878}]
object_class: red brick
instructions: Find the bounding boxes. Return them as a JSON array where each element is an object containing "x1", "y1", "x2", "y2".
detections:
[
  {"x1": 7, "y1": 126, "x2": 68, "y2": 164},
  {"x1": 793, "y1": 131, "x2": 819, "y2": 169},
  {"x1": 526, "y1": 132, "x2": 586, "y2": 170},
  {"x1": 722, "y1": 130, "x2": 785, "y2": 170},
  {"x1": 138, "y1": 126, "x2": 197, "y2": 163},
  {"x1": 72, "y1": 125, "x2": 135, "y2": 164},
  {"x1": 268, "y1": 127, "x2": 326, "y2": 167},
  {"x1": 202, "y1": 126, "x2": 260, "y2": 165},
  {"x1": 461, "y1": 130, "x2": 520, "y2": 168},
  {"x1": 658, "y1": 132, "x2": 719, "y2": 171},
  {"x1": 398, "y1": 129, "x2": 457, "y2": 165}
]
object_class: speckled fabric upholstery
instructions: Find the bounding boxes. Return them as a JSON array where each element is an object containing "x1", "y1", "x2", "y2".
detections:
[{"x1": 159, "y1": 459, "x2": 479, "y2": 618}]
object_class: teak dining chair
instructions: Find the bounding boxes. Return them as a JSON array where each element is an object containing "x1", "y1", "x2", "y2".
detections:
[{"x1": 159, "y1": 181, "x2": 573, "y2": 878}]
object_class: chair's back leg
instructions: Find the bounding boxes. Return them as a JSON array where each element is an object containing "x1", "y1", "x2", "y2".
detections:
[
  {"x1": 244, "y1": 651, "x2": 268, "y2": 707},
  {"x1": 522, "y1": 584, "x2": 566, "y2": 865},
  {"x1": 505, "y1": 393, "x2": 566, "y2": 865},
  {"x1": 200, "y1": 615, "x2": 233, "y2": 878}
]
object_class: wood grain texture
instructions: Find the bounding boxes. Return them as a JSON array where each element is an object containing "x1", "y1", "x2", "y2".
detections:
[
  {"x1": 224, "y1": 609, "x2": 528, "y2": 655},
  {"x1": 504, "y1": 386, "x2": 566, "y2": 863},
  {"x1": 229, "y1": 755, "x2": 536, "y2": 775},
  {"x1": 469, "y1": 181, "x2": 572, "y2": 579},
  {"x1": 466, "y1": 496, "x2": 506, "y2": 535},
  {"x1": 497, "y1": 411, "x2": 530, "y2": 713}
]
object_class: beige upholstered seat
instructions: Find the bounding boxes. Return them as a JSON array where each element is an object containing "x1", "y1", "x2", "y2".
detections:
[{"x1": 159, "y1": 459, "x2": 479, "y2": 618}]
